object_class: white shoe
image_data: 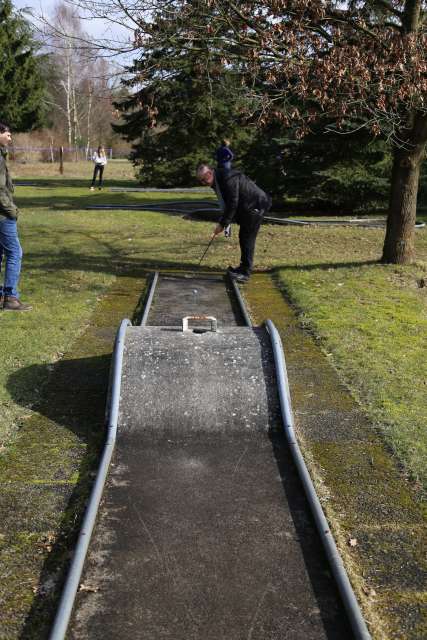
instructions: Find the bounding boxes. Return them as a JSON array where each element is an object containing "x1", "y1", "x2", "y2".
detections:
[{"x1": 90, "y1": 187, "x2": 95, "y2": 191}]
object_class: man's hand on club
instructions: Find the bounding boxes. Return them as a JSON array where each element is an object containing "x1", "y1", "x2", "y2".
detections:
[{"x1": 211, "y1": 224, "x2": 224, "y2": 239}]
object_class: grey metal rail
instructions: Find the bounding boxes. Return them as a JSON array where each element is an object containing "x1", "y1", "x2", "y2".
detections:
[
  {"x1": 140, "y1": 271, "x2": 159, "y2": 326},
  {"x1": 49, "y1": 274, "x2": 371, "y2": 639},
  {"x1": 48, "y1": 318, "x2": 131, "y2": 640},
  {"x1": 265, "y1": 319, "x2": 371, "y2": 640},
  {"x1": 227, "y1": 274, "x2": 252, "y2": 327}
]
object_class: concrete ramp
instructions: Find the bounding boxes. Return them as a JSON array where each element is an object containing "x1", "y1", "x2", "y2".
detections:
[
  {"x1": 68, "y1": 323, "x2": 352, "y2": 639},
  {"x1": 120, "y1": 327, "x2": 279, "y2": 438}
]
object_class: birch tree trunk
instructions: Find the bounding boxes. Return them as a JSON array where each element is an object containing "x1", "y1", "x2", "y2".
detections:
[
  {"x1": 72, "y1": 80, "x2": 79, "y2": 161},
  {"x1": 65, "y1": 45, "x2": 72, "y2": 146},
  {"x1": 85, "y1": 83, "x2": 93, "y2": 159}
]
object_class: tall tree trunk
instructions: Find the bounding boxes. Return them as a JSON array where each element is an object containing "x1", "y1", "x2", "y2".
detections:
[
  {"x1": 65, "y1": 50, "x2": 72, "y2": 146},
  {"x1": 382, "y1": 149, "x2": 420, "y2": 263},
  {"x1": 72, "y1": 82, "x2": 79, "y2": 161},
  {"x1": 85, "y1": 83, "x2": 93, "y2": 159},
  {"x1": 381, "y1": 113, "x2": 427, "y2": 264}
]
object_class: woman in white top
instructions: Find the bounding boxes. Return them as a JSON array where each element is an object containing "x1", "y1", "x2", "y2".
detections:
[{"x1": 90, "y1": 146, "x2": 107, "y2": 190}]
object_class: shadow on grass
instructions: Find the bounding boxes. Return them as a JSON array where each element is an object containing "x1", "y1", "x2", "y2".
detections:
[
  {"x1": 6, "y1": 354, "x2": 112, "y2": 639},
  {"x1": 15, "y1": 178, "x2": 138, "y2": 189},
  {"x1": 15, "y1": 193, "x2": 200, "y2": 212},
  {"x1": 19, "y1": 221, "x2": 382, "y2": 280},
  {"x1": 4, "y1": 288, "x2": 146, "y2": 639}
]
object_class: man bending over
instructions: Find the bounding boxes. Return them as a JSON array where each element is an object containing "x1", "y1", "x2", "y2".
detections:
[{"x1": 197, "y1": 164, "x2": 271, "y2": 283}]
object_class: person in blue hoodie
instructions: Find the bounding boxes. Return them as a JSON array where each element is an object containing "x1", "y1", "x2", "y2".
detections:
[{"x1": 215, "y1": 139, "x2": 234, "y2": 170}]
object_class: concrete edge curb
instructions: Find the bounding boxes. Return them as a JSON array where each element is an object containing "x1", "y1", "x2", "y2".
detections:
[{"x1": 48, "y1": 318, "x2": 131, "y2": 640}]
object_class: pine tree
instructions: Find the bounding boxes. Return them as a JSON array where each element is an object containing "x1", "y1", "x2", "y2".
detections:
[
  {"x1": 280, "y1": 125, "x2": 391, "y2": 214},
  {"x1": 238, "y1": 122, "x2": 391, "y2": 213},
  {"x1": 0, "y1": 0, "x2": 47, "y2": 131},
  {"x1": 114, "y1": 60, "x2": 256, "y2": 187}
]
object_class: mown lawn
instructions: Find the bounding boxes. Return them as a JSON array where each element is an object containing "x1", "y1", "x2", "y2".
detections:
[{"x1": 275, "y1": 262, "x2": 427, "y2": 489}]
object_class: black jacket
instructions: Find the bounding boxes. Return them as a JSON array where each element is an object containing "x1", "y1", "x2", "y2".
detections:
[{"x1": 213, "y1": 168, "x2": 271, "y2": 227}]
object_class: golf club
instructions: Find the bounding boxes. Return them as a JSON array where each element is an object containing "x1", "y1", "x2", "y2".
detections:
[{"x1": 198, "y1": 235, "x2": 215, "y2": 267}]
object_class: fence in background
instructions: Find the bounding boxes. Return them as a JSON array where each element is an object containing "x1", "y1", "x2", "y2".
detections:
[{"x1": 8, "y1": 146, "x2": 131, "y2": 163}]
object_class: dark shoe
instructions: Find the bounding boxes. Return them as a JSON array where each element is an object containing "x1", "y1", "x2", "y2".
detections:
[
  {"x1": 227, "y1": 265, "x2": 243, "y2": 274},
  {"x1": 230, "y1": 272, "x2": 249, "y2": 283},
  {"x1": 3, "y1": 296, "x2": 32, "y2": 311}
]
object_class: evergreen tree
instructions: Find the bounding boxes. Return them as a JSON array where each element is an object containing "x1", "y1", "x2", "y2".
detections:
[
  {"x1": 115, "y1": 0, "x2": 426, "y2": 262},
  {"x1": 0, "y1": 0, "x2": 47, "y2": 131},
  {"x1": 279, "y1": 126, "x2": 391, "y2": 213},
  {"x1": 235, "y1": 120, "x2": 390, "y2": 213},
  {"x1": 114, "y1": 60, "x2": 256, "y2": 187}
]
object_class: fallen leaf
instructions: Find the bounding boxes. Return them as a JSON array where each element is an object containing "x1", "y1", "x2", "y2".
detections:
[{"x1": 79, "y1": 583, "x2": 99, "y2": 593}]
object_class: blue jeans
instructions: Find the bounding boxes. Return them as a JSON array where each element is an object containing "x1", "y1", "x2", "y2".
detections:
[{"x1": 0, "y1": 217, "x2": 23, "y2": 298}]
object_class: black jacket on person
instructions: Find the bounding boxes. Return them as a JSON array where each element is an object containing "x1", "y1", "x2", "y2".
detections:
[{"x1": 213, "y1": 168, "x2": 271, "y2": 228}]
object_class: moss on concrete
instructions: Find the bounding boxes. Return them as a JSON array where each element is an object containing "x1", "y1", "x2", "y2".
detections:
[
  {"x1": 376, "y1": 590, "x2": 427, "y2": 640},
  {"x1": 244, "y1": 272, "x2": 427, "y2": 640},
  {"x1": 0, "y1": 275, "x2": 148, "y2": 639}
]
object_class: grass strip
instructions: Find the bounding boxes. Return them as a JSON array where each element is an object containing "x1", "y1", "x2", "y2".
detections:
[
  {"x1": 0, "y1": 274, "x2": 146, "y2": 638},
  {"x1": 274, "y1": 262, "x2": 427, "y2": 490}
]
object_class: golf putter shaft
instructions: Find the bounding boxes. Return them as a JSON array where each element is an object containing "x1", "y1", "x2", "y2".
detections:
[{"x1": 198, "y1": 236, "x2": 215, "y2": 266}]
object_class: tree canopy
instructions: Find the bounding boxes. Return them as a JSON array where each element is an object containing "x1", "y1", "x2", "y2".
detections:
[
  {"x1": 114, "y1": 55, "x2": 256, "y2": 186},
  {"x1": 0, "y1": 0, "x2": 47, "y2": 131},
  {"x1": 135, "y1": 0, "x2": 427, "y2": 262},
  {"x1": 60, "y1": 0, "x2": 427, "y2": 262}
]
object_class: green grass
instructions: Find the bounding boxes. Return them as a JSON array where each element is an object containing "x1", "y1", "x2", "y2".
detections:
[
  {"x1": 274, "y1": 263, "x2": 427, "y2": 488},
  {"x1": 2, "y1": 163, "x2": 425, "y2": 490},
  {"x1": 0, "y1": 161, "x2": 426, "y2": 637}
]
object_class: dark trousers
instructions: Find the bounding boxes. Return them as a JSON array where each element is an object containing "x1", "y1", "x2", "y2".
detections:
[
  {"x1": 238, "y1": 209, "x2": 264, "y2": 275},
  {"x1": 91, "y1": 164, "x2": 104, "y2": 187}
]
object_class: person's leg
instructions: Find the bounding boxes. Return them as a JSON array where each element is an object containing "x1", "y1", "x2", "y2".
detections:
[
  {"x1": 98, "y1": 165, "x2": 104, "y2": 188},
  {"x1": 0, "y1": 218, "x2": 22, "y2": 297},
  {"x1": 0, "y1": 218, "x2": 31, "y2": 309},
  {"x1": 0, "y1": 218, "x2": 32, "y2": 310},
  {"x1": 91, "y1": 165, "x2": 99, "y2": 188},
  {"x1": 238, "y1": 211, "x2": 263, "y2": 276},
  {"x1": 0, "y1": 245, "x2": 4, "y2": 303}
]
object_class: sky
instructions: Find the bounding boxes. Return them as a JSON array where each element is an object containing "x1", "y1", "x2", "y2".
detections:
[{"x1": 13, "y1": 0, "x2": 132, "y2": 48}]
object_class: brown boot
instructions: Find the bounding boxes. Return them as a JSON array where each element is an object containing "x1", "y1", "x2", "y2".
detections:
[{"x1": 3, "y1": 296, "x2": 32, "y2": 311}]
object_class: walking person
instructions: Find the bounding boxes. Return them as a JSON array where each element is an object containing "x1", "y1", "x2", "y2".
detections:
[
  {"x1": 90, "y1": 145, "x2": 107, "y2": 190},
  {"x1": 196, "y1": 164, "x2": 271, "y2": 283},
  {"x1": 0, "y1": 123, "x2": 32, "y2": 311},
  {"x1": 215, "y1": 139, "x2": 234, "y2": 170}
]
